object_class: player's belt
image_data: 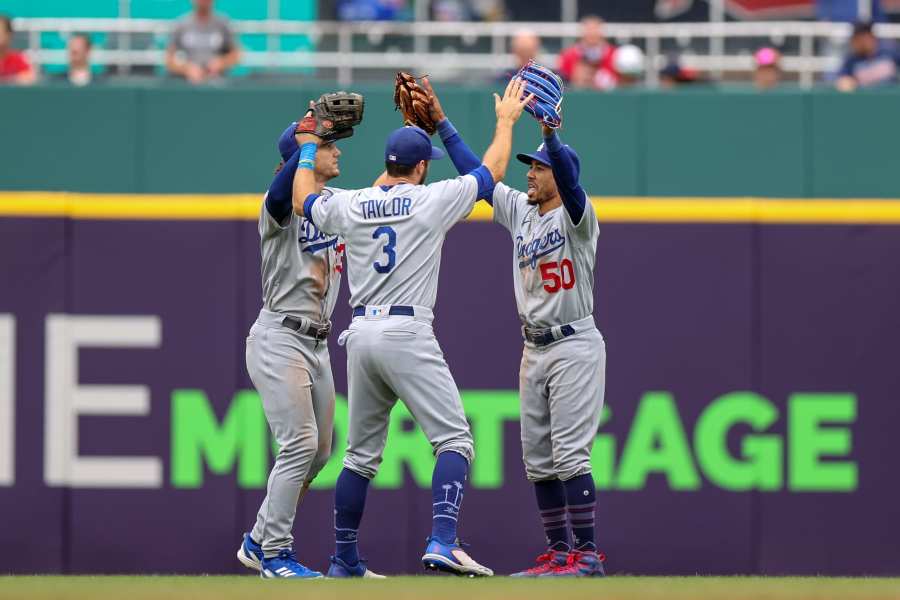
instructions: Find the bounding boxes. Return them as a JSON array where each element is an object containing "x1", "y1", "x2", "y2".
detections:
[
  {"x1": 281, "y1": 315, "x2": 332, "y2": 340},
  {"x1": 523, "y1": 324, "x2": 576, "y2": 347},
  {"x1": 352, "y1": 305, "x2": 415, "y2": 318}
]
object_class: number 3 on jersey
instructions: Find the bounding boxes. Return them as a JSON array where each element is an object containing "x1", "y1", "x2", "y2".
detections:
[
  {"x1": 373, "y1": 226, "x2": 397, "y2": 273},
  {"x1": 540, "y1": 259, "x2": 575, "y2": 293}
]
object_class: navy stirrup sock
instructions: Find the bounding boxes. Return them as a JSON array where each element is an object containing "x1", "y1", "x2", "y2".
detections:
[
  {"x1": 334, "y1": 468, "x2": 370, "y2": 565},
  {"x1": 431, "y1": 450, "x2": 468, "y2": 545},
  {"x1": 563, "y1": 473, "x2": 597, "y2": 550},
  {"x1": 534, "y1": 478, "x2": 570, "y2": 549}
]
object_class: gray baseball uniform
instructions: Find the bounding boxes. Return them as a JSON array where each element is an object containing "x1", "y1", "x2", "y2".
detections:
[
  {"x1": 307, "y1": 176, "x2": 478, "y2": 478},
  {"x1": 246, "y1": 187, "x2": 344, "y2": 556},
  {"x1": 492, "y1": 182, "x2": 606, "y2": 482}
]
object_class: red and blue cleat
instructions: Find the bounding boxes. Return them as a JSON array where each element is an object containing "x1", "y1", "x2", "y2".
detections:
[
  {"x1": 510, "y1": 545, "x2": 570, "y2": 577},
  {"x1": 538, "y1": 547, "x2": 607, "y2": 578}
]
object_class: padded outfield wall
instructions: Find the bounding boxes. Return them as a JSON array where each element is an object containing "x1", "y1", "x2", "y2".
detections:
[
  {"x1": 1, "y1": 86, "x2": 899, "y2": 197},
  {"x1": 0, "y1": 86, "x2": 899, "y2": 575}
]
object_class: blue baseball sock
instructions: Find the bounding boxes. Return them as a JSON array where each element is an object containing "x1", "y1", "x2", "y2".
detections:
[
  {"x1": 534, "y1": 479, "x2": 570, "y2": 549},
  {"x1": 431, "y1": 451, "x2": 468, "y2": 545},
  {"x1": 334, "y1": 468, "x2": 370, "y2": 565},
  {"x1": 563, "y1": 473, "x2": 597, "y2": 550}
]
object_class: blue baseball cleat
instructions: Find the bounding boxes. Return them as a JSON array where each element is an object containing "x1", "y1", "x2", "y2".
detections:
[
  {"x1": 236, "y1": 533, "x2": 264, "y2": 572},
  {"x1": 326, "y1": 555, "x2": 386, "y2": 578},
  {"x1": 260, "y1": 549, "x2": 323, "y2": 579},
  {"x1": 538, "y1": 547, "x2": 606, "y2": 578},
  {"x1": 421, "y1": 537, "x2": 493, "y2": 577}
]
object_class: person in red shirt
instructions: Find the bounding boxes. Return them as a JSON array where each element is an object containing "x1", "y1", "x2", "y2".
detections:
[
  {"x1": 557, "y1": 15, "x2": 618, "y2": 90},
  {"x1": 0, "y1": 15, "x2": 36, "y2": 85}
]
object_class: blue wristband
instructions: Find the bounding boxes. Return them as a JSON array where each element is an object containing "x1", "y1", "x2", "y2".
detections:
[{"x1": 297, "y1": 143, "x2": 317, "y2": 170}]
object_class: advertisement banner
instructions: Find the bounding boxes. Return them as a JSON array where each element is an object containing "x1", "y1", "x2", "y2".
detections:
[{"x1": 1, "y1": 204, "x2": 898, "y2": 576}]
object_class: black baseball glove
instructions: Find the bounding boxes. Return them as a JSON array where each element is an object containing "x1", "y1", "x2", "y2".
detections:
[{"x1": 296, "y1": 92, "x2": 365, "y2": 141}]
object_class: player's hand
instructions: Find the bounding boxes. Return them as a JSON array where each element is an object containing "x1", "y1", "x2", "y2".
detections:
[
  {"x1": 295, "y1": 103, "x2": 323, "y2": 146},
  {"x1": 494, "y1": 77, "x2": 534, "y2": 125},
  {"x1": 541, "y1": 123, "x2": 554, "y2": 137},
  {"x1": 420, "y1": 77, "x2": 447, "y2": 123}
]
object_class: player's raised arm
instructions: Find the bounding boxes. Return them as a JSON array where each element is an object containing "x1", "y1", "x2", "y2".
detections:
[
  {"x1": 541, "y1": 123, "x2": 588, "y2": 225},
  {"x1": 292, "y1": 123, "x2": 321, "y2": 219},
  {"x1": 420, "y1": 78, "x2": 483, "y2": 176},
  {"x1": 291, "y1": 93, "x2": 365, "y2": 217},
  {"x1": 480, "y1": 77, "x2": 533, "y2": 185}
]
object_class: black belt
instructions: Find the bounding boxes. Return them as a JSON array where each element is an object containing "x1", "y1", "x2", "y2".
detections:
[
  {"x1": 281, "y1": 316, "x2": 332, "y2": 340},
  {"x1": 523, "y1": 324, "x2": 576, "y2": 347},
  {"x1": 352, "y1": 305, "x2": 415, "y2": 318}
]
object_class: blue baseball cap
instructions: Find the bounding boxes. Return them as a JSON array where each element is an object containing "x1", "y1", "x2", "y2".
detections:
[
  {"x1": 516, "y1": 142, "x2": 580, "y2": 179},
  {"x1": 385, "y1": 126, "x2": 445, "y2": 166},
  {"x1": 278, "y1": 121, "x2": 336, "y2": 161}
]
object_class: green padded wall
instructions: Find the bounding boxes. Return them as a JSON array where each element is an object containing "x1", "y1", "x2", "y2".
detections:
[{"x1": 1, "y1": 86, "x2": 898, "y2": 197}]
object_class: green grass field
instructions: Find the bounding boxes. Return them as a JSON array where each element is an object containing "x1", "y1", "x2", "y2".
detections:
[{"x1": 1, "y1": 576, "x2": 898, "y2": 600}]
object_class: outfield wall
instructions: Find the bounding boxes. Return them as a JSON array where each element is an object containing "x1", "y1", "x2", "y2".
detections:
[
  {"x1": 1, "y1": 85, "x2": 899, "y2": 198},
  {"x1": 1, "y1": 196, "x2": 899, "y2": 575}
]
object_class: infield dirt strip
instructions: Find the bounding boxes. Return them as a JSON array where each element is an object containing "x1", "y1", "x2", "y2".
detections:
[{"x1": 0, "y1": 577, "x2": 899, "y2": 600}]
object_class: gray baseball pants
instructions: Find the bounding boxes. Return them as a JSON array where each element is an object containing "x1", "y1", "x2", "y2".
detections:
[
  {"x1": 519, "y1": 317, "x2": 606, "y2": 482},
  {"x1": 246, "y1": 309, "x2": 335, "y2": 556},
  {"x1": 337, "y1": 305, "x2": 474, "y2": 479}
]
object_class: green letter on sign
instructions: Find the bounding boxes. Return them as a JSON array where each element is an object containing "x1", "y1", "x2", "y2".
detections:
[
  {"x1": 616, "y1": 392, "x2": 700, "y2": 490},
  {"x1": 789, "y1": 393, "x2": 857, "y2": 491},
  {"x1": 694, "y1": 392, "x2": 782, "y2": 491},
  {"x1": 171, "y1": 389, "x2": 268, "y2": 488},
  {"x1": 463, "y1": 390, "x2": 520, "y2": 489}
]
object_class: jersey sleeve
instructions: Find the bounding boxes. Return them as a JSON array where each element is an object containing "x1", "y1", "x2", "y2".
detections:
[
  {"x1": 560, "y1": 188, "x2": 598, "y2": 240},
  {"x1": 429, "y1": 174, "x2": 480, "y2": 230},
  {"x1": 491, "y1": 183, "x2": 527, "y2": 234},
  {"x1": 307, "y1": 187, "x2": 352, "y2": 236},
  {"x1": 259, "y1": 193, "x2": 296, "y2": 238}
]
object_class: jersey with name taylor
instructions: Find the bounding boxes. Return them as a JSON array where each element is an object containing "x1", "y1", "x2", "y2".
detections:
[
  {"x1": 258, "y1": 186, "x2": 344, "y2": 322},
  {"x1": 309, "y1": 175, "x2": 478, "y2": 309},
  {"x1": 492, "y1": 183, "x2": 599, "y2": 328}
]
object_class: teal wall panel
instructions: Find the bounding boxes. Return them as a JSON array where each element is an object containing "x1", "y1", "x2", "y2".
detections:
[
  {"x1": 0, "y1": 86, "x2": 898, "y2": 197},
  {"x1": 810, "y1": 92, "x2": 900, "y2": 198},
  {"x1": 644, "y1": 90, "x2": 809, "y2": 198},
  {"x1": 0, "y1": 87, "x2": 139, "y2": 192}
]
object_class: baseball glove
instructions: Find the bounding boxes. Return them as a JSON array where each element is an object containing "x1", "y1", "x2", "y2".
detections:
[
  {"x1": 516, "y1": 60, "x2": 564, "y2": 129},
  {"x1": 394, "y1": 72, "x2": 437, "y2": 135},
  {"x1": 296, "y1": 91, "x2": 365, "y2": 141}
]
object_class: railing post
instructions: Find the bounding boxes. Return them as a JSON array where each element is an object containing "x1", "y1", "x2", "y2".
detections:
[
  {"x1": 709, "y1": 0, "x2": 725, "y2": 80},
  {"x1": 646, "y1": 33, "x2": 660, "y2": 88},
  {"x1": 266, "y1": 0, "x2": 280, "y2": 71},
  {"x1": 337, "y1": 25, "x2": 352, "y2": 86},
  {"x1": 799, "y1": 32, "x2": 814, "y2": 89}
]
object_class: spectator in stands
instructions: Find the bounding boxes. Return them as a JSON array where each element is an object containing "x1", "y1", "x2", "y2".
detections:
[
  {"x1": 836, "y1": 21, "x2": 900, "y2": 91},
  {"x1": 558, "y1": 15, "x2": 618, "y2": 90},
  {"x1": 612, "y1": 44, "x2": 645, "y2": 88},
  {"x1": 753, "y1": 47, "x2": 781, "y2": 91},
  {"x1": 166, "y1": 0, "x2": 240, "y2": 85},
  {"x1": 54, "y1": 34, "x2": 97, "y2": 87},
  {"x1": 338, "y1": 0, "x2": 410, "y2": 21},
  {"x1": 0, "y1": 14, "x2": 36, "y2": 85},
  {"x1": 659, "y1": 56, "x2": 702, "y2": 88},
  {"x1": 498, "y1": 29, "x2": 540, "y2": 82},
  {"x1": 817, "y1": 0, "x2": 886, "y2": 24}
]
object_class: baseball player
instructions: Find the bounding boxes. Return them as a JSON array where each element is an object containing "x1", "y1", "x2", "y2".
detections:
[
  {"x1": 290, "y1": 78, "x2": 533, "y2": 577},
  {"x1": 423, "y1": 73, "x2": 607, "y2": 577},
  {"x1": 235, "y1": 112, "x2": 379, "y2": 578}
]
